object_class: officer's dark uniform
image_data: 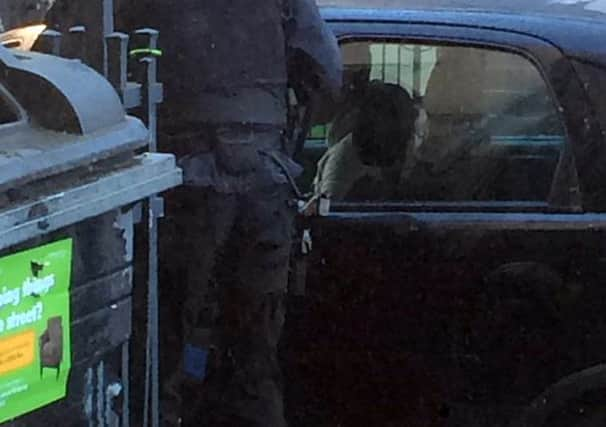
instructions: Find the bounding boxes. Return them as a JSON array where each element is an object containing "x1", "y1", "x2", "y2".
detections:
[
  {"x1": 116, "y1": 1, "x2": 338, "y2": 426},
  {"x1": 161, "y1": 2, "x2": 340, "y2": 425}
]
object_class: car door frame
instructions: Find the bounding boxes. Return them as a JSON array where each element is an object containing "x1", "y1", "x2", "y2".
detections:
[{"x1": 317, "y1": 18, "x2": 606, "y2": 220}]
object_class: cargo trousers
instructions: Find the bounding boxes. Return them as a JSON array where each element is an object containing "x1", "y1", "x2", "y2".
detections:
[{"x1": 160, "y1": 125, "x2": 298, "y2": 426}]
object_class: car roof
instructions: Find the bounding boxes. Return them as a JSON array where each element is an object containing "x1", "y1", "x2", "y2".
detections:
[
  {"x1": 316, "y1": 0, "x2": 606, "y2": 21},
  {"x1": 318, "y1": 1, "x2": 606, "y2": 68}
]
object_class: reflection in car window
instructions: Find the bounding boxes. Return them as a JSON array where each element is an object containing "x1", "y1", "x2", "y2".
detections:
[{"x1": 310, "y1": 41, "x2": 566, "y2": 203}]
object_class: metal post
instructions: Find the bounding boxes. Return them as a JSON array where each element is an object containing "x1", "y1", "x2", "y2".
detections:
[
  {"x1": 102, "y1": 0, "x2": 115, "y2": 78},
  {"x1": 134, "y1": 28, "x2": 163, "y2": 427},
  {"x1": 122, "y1": 341, "x2": 130, "y2": 427},
  {"x1": 66, "y1": 26, "x2": 87, "y2": 63},
  {"x1": 105, "y1": 32, "x2": 129, "y2": 97},
  {"x1": 103, "y1": 0, "x2": 115, "y2": 36},
  {"x1": 37, "y1": 29, "x2": 62, "y2": 56},
  {"x1": 135, "y1": 29, "x2": 160, "y2": 152},
  {"x1": 413, "y1": 45, "x2": 422, "y2": 100},
  {"x1": 397, "y1": 44, "x2": 402, "y2": 86},
  {"x1": 381, "y1": 43, "x2": 386, "y2": 82}
]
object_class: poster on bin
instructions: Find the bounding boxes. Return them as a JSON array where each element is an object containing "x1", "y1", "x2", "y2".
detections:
[{"x1": 0, "y1": 239, "x2": 72, "y2": 423}]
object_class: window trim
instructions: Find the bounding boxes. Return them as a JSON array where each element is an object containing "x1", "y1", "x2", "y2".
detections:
[
  {"x1": 329, "y1": 201, "x2": 584, "y2": 214},
  {"x1": 321, "y1": 32, "x2": 578, "y2": 212}
]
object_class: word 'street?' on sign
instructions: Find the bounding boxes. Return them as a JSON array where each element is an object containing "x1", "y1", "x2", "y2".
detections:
[{"x1": 0, "y1": 239, "x2": 72, "y2": 423}]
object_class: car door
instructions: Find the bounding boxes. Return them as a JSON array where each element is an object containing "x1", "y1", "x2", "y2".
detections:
[{"x1": 285, "y1": 20, "x2": 606, "y2": 427}]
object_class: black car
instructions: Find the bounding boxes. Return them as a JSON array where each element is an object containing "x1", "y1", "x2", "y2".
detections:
[{"x1": 284, "y1": 2, "x2": 606, "y2": 426}]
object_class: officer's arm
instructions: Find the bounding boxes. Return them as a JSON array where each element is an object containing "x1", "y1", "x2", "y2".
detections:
[{"x1": 315, "y1": 134, "x2": 363, "y2": 201}]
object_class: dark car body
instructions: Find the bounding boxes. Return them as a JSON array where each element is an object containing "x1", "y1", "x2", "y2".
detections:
[{"x1": 284, "y1": 3, "x2": 606, "y2": 427}]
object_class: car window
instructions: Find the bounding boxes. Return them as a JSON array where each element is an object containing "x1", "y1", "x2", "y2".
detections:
[{"x1": 310, "y1": 40, "x2": 566, "y2": 203}]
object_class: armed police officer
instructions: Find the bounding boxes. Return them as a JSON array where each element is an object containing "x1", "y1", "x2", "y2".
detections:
[{"x1": 117, "y1": 1, "x2": 340, "y2": 426}]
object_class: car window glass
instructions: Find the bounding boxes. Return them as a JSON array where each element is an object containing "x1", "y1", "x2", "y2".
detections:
[{"x1": 309, "y1": 41, "x2": 566, "y2": 203}]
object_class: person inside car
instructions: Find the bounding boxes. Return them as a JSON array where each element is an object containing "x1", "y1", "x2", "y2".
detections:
[
  {"x1": 313, "y1": 80, "x2": 418, "y2": 201},
  {"x1": 324, "y1": 42, "x2": 373, "y2": 148}
]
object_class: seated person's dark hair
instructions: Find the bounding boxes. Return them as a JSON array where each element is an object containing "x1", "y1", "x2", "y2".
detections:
[{"x1": 353, "y1": 81, "x2": 417, "y2": 168}]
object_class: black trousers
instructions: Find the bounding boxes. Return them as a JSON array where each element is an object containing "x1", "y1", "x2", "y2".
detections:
[{"x1": 162, "y1": 184, "x2": 295, "y2": 427}]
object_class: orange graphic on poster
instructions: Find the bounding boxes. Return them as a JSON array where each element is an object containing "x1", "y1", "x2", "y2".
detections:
[{"x1": 0, "y1": 330, "x2": 35, "y2": 375}]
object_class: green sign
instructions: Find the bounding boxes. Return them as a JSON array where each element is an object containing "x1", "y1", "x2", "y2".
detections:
[{"x1": 0, "y1": 239, "x2": 73, "y2": 423}]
